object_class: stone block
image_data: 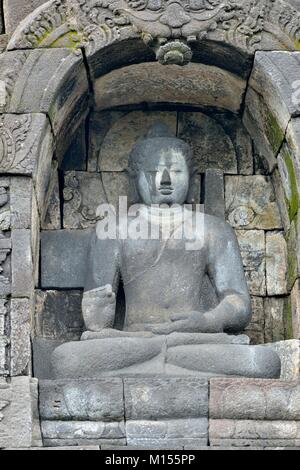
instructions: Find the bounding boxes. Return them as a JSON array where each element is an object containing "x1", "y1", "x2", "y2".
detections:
[
  {"x1": 236, "y1": 230, "x2": 266, "y2": 296},
  {"x1": 286, "y1": 118, "x2": 300, "y2": 190},
  {"x1": 3, "y1": 0, "x2": 48, "y2": 35},
  {"x1": 0, "y1": 179, "x2": 10, "y2": 233},
  {"x1": 249, "y1": 52, "x2": 300, "y2": 127},
  {"x1": 11, "y1": 229, "x2": 33, "y2": 297},
  {"x1": 41, "y1": 421, "x2": 125, "y2": 442},
  {"x1": 264, "y1": 298, "x2": 286, "y2": 344},
  {"x1": 0, "y1": 113, "x2": 52, "y2": 175},
  {"x1": 10, "y1": 298, "x2": 31, "y2": 376},
  {"x1": 32, "y1": 338, "x2": 65, "y2": 380},
  {"x1": 291, "y1": 280, "x2": 300, "y2": 339},
  {"x1": 266, "y1": 232, "x2": 288, "y2": 296},
  {"x1": 63, "y1": 172, "x2": 107, "y2": 229},
  {"x1": 209, "y1": 378, "x2": 300, "y2": 421},
  {"x1": 7, "y1": 49, "x2": 89, "y2": 136},
  {"x1": 126, "y1": 438, "x2": 206, "y2": 449},
  {"x1": 0, "y1": 377, "x2": 38, "y2": 448},
  {"x1": 0, "y1": 237, "x2": 11, "y2": 296},
  {"x1": 34, "y1": 290, "x2": 84, "y2": 341},
  {"x1": 99, "y1": 111, "x2": 177, "y2": 172},
  {"x1": 126, "y1": 418, "x2": 208, "y2": 441},
  {"x1": 204, "y1": 169, "x2": 225, "y2": 219},
  {"x1": 243, "y1": 88, "x2": 282, "y2": 173},
  {"x1": 124, "y1": 378, "x2": 208, "y2": 420},
  {"x1": 41, "y1": 229, "x2": 92, "y2": 289},
  {"x1": 39, "y1": 379, "x2": 124, "y2": 422},
  {"x1": 271, "y1": 169, "x2": 291, "y2": 232},
  {"x1": 209, "y1": 419, "x2": 300, "y2": 447},
  {"x1": 10, "y1": 177, "x2": 33, "y2": 229},
  {"x1": 269, "y1": 340, "x2": 300, "y2": 381},
  {"x1": 60, "y1": 121, "x2": 87, "y2": 171},
  {"x1": 88, "y1": 111, "x2": 125, "y2": 172},
  {"x1": 278, "y1": 143, "x2": 300, "y2": 223},
  {"x1": 244, "y1": 297, "x2": 264, "y2": 345},
  {"x1": 225, "y1": 176, "x2": 282, "y2": 230},
  {"x1": 41, "y1": 168, "x2": 61, "y2": 230},
  {"x1": 0, "y1": 35, "x2": 8, "y2": 53},
  {"x1": 0, "y1": 299, "x2": 7, "y2": 337},
  {"x1": 43, "y1": 438, "x2": 126, "y2": 448},
  {"x1": 286, "y1": 217, "x2": 300, "y2": 290},
  {"x1": 95, "y1": 62, "x2": 246, "y2": 113},
  {"x1": 0, "y1": 336, "x2": 8, "y2": 375},
  {"x1": 178, "y1": 113, "x2": 237, "y2": 174},
  {"x1": 101, "y1": 172, "x2": 131, "y2": 209}
]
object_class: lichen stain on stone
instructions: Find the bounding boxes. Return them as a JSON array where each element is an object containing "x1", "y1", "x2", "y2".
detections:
[
  {"x1": 265, "y1": 110, "x2": 284, "y2": 154},
  {"x1": 282, "y1": 147, "x2": 299, "y2": 222}
]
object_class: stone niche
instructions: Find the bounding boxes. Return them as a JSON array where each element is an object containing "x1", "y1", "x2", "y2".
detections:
[{"x1": 33, "y1": 103, "x2": 291, "y2": 382}]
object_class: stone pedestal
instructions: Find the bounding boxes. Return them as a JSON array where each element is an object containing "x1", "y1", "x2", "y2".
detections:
[{"x1": 39, "y1": 378, "x2": 209, "y2": 448}]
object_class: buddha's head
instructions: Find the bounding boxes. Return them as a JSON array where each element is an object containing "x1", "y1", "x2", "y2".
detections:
[{"x1": 128, "y1": 122, "x2": 195, "y2": 206}]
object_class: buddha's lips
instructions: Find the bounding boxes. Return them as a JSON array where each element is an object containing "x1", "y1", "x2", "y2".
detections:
[{"x1": 159, "y1": 188, "x2": 174, "y2": 195}]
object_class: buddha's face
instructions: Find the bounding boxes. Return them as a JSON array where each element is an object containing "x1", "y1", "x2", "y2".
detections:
[{"x1": 136, "y1": 146, "x2": 190, "y2": 206}]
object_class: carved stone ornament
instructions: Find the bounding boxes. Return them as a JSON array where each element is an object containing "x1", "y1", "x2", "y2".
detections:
[{"x1": 6, "y1": 0, "x2": 300, "y2": 64}]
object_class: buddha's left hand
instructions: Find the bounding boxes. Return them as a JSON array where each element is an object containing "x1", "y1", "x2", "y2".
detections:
[{"x1": 144, "y1": 311, "x2": 219, "y2": 335}]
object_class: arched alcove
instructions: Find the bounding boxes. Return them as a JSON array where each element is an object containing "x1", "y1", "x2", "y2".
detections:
[{"x1": 0, "y1": 0, "x2": 298, "y2": 415}]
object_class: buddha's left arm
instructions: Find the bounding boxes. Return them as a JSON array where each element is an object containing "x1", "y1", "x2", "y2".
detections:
[{"x1": 206, "y1": 220, "x2": 252, "y2": 333}]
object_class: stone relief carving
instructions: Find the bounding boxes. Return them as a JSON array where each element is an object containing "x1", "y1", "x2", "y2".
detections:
[
  {"x1": 63, "y1": 171, "x2": 104, "y2": 228},
  {"x1": 0, "y1": 116, "x2": 32, "y2": 172},
  {"x1": 7, "y1": 0, "x2": 300, "y2": 64}
]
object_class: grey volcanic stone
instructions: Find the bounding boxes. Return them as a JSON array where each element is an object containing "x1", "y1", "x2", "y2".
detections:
[
  {"x1": 41, "y1": 421, "x2": 125, "y2": 441},
  {"x1": 124, "y1": 378, "x2": 208, "y2": 420},
  {"x1": 204, "y1": 169, "x2": 225, "y2": 219},
  {"x1": 10, "y1": 298, "x2": 31, "y2": 376},
  {"x1": 264, "y1": 298, "x2": 286, "y2": 344},
  {"x1": 268, "y1": 340, "x2": 300, "y2": 381},
  {"x1": 39, "y1": 379, "x2": 124, "y2": 421},
  {"x1": 0, "y1": 377, "x2": 38, "y2": 449},
  {"x1": 225, "y1": 176, "x2": 282, "y2": 230},
  {"x1": 209, "y1": 419, "x2": 300, "y2": 448},
  {"x1": 11, "y1": 230, "x2": 33, "y2": 297},
  {"x1": 178, "y1": 112, "x2": 237, "y2": 174},
  {"x1": 98, "y1": 111, "x2": 177, "y2": 172},
  {"x1": 209, "y1": 378, "x2": 300, "y2": 421},
  {"x1": 41, "y1": 229, "x2": 92, "y2": 289},
  {"x1": 94, "y1": 63, "x2": 246, "y2": 113},
  {"x1": 3, "y1": 1, "x2": 48, "y2": 35},
  {"x1": 32, "y1": 338, "x2": 65, "y2": 380},
  {"x1": 35, "y1": 290, "x2": 84, "y2": 341},
  {"x1": 266, "y1": 232, "x2": 288, "y2": 296},
  {"x1": 236, "y1": 230, "x2": 266, "y2": 296},
  {"x1": 126, "y1": 418, "x2": 208, "y2": 441}
]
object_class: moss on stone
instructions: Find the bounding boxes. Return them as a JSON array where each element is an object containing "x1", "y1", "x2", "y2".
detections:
[
  {"x1": 282, "y1": 147, "x2": 300, "y2": 222},
  {"x1": 284, "y1": 297, "x2": 294, "y2": 340},
  {"x1": 265, "y1": 110, "x2": 285, "y2": 154}
]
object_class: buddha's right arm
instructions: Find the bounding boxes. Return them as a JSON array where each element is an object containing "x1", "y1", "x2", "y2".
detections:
[{"x1": 83, "y1": 233, "x2": 120, "y2": 332}]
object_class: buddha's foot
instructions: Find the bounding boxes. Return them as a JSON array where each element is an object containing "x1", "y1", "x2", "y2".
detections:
[{"x1": 52, "y1": 335, "x2": 281, "y2": 379}]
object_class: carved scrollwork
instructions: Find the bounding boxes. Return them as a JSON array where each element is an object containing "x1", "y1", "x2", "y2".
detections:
[
  {"x1": 0, "y1": 116, "x2": 32, "y2": 172},
  {"x1": 63, "y1": 171, "x2": 102, "y2": 224},
  {"x1": 6, "y1": 0, "x2": 300, "y2": 64}
]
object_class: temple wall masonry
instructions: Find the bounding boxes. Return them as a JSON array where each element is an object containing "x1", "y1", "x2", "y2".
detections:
[{"x1": 0, "y1": 0, "x2": 299, "y2": 450}]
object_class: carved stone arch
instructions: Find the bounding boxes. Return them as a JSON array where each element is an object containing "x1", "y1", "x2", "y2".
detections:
[{"x1": 6, "y1": 0, "x2": 300, "y2": 67}]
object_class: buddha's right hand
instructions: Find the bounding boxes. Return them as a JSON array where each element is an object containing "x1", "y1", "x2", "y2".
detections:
[{"x1": 82, "y1": 285, "x2": 116, "y2": 331}]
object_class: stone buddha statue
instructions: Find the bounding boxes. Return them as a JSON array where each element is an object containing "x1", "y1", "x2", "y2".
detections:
[{"x1": 52, "y1": 123, "x2": 281, "y2": 379}]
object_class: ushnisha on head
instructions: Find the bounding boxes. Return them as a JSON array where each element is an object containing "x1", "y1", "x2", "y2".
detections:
[{"x1": 128, "y1": 122, "x2": 196, "y2": 206}]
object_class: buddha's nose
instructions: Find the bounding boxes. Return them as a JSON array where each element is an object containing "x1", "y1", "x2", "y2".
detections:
[{"x1": 161, "y1": 168, "x2": 172, "y2": 186}]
